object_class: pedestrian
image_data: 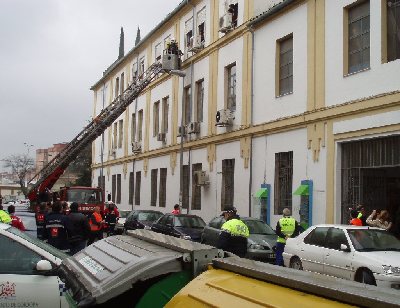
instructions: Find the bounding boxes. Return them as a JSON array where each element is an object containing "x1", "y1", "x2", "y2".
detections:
[
  {"x1": 171, "y1": 204, "x2": 181, "y2": 215},
  {"x1": 0, "y1": 204, "x2": 12, "y2": 224},
  {"x1": 0, "y1": 194, "x2": 3, "y2": 206},
  {"x1": 356, "y1": 204, "x2": 367, "y2": 226},
  {"x1": 61, "y1": 201, "x2": 69, "y2": 215},
  {"x1": 35, "y1": 203, "x2": 48, "y2": 240},
  {"x1": 7, "y1": 205, "x2": 25, "y2": 231},
  {"x1": 217, "y1": 206, "x2": 249, "y2": 258},
  {"x1": 366, "y1": 209, "x2": 392, "y2": 231},
  {"x1": 66, "y1": 202, "x2": 91, "y2": 255},
  {"x1": 104, "y1": 202, "x2": 119, "y2": 236},
  {"x1": 88, "y1": 206, "x2": 104, "y2": 245},
  {"x1": 275, "y1": 208, "x2": 302, "y2": 266},
  {"x1": 44, "y1": 201, "x2": 70, "y2": 252},
  {"x1": 349, "y1": 209, "x2": 362, "y2": 226}
]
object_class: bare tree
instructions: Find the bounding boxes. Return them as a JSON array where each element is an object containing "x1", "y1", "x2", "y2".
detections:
[{"x1": 3, "y1": 154, "x2": 34, "y2": 197}]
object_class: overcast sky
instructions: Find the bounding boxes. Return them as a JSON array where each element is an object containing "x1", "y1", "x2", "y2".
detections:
[{"x1": 0, "y1": 0, "x2": 182, "y2": 170}]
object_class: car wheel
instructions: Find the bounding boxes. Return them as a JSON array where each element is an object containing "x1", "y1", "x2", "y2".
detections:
[
  {"x1": 289, "y1": 257, "x2": 303, "y2": 270},
  {"x1": 356, "y1": 269, "x2": 376, "y2": 286}
]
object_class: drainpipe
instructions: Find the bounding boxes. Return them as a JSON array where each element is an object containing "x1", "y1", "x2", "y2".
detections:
[{"x1": 248, "y1": 26, "x2": 255, "y2": 217}]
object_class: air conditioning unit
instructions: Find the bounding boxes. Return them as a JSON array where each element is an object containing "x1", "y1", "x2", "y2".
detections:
[
  {"x1": 188, "y1": 35, "x2": 204, "y2": 53},
  {"x1": 215, "y1": 109, "x2": 234, "y2": 127},
  {"x1": 187, "y1": 121, "x2": 200, "y2": 134},
  {"x1": 194, "y1": 171, "x2": 210, "y2": 186},
  {"x1": 219, "y1": 13, "x2": 233, "y2": 33},
  {"x1": 177, "y1": 125, "x2": 186, "y2": 137},
  {"x1": 131, "y1": 141, "x2": 142, "y2": 154},
  {"x1": 157, "y1": 132, "x2": 166, "y2": 142}
]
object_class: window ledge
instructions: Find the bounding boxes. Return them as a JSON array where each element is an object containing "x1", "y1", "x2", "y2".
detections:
[
  {"x1": 344, "y1": 67, "x2": 370, "y2": 78},
  {"x1": 276, "y1": 91, "x2": 293, "y2": 99}
]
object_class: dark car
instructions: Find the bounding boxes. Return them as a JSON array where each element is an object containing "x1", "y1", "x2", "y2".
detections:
[
  {"x1": 151, "y1": 213, "x2": 206, "y2": 242},
  {"x1": 124, "y1": 210, "x2": 163, "y2": 231},
  {"x1": 201, "y1": 216, "x2": 277, "y2": 262}
]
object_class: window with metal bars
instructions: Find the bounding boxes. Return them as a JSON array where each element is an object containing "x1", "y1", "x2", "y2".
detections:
[
  {"x1": 195, "y1": 79, "x2": 204, "y2": 122},
  {"x1": 151, "y1": 169, "x2": 158, "y2": 207},
  {"x1": 221, "y1": 159, "x2": 235, "y2": 210},
  {"x1": 135, "y1": 171, "x2": 141, "y2": 205},
  {"x1": 226, "y1": 64, "x2": 236, "y2": 111},
  {"x1": 387, "y1": 0, "x2": 400, "y2": 62},
  {"x1": 278, "y1": 35, "x2": 293, "y2": 95},
  {"x1": 182, "y1": 165, "x2": 190, "y2": 209},
  {"x1": 192, "y1": 163, "x2": 202, "y2": 210},
  {"x1": 274, "y1": 152, "x2": 293, "y2": 214},
  {"x1": 116, "y1": 174, "x2": 121, "y2": 204},
  {"x1": 162, "y1": 96, "x2": 169, "y2": 134},
  {"x1": 153, "y1": 101, "x2": 160, "y2": 137},
  {"x1": 112, "y1": 174, "x2": 116, "y2": 203},
  {"x1": 131, "y1": 113, "x2": 136, "y2": 143},
  {"x1": 118, "y1": 120, "x2": 123, "y2": 148},
  {"x1": 138, "y1": 110, "x2": 143, "y2": 142},
  {"x1": 159, "y1": 168, "x2": 167, "y2": 207},
  {"x1": 129, "y1": 172, "x2": 134, "y2": 205},
  {"x1": 120, "y1": 72, "x2": 125, "y2": 94},
  {"x1": 115, "y1": 77, "x2": 120, "y2": 97}
]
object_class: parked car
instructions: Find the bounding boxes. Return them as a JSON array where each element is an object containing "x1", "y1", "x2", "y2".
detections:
[
  {"x1": 151, "y1": 213, "x2": 206, "y2": 242},
  {"x1": 0, "y1": 223, "x2": 71, "y2": 307},
  {"x1": 283, "y1": 224, "x2": 400, "y2": 289},
  {"x1": 201, "y1": 216, "x2": 277, "y2": 262},
  {"x1": 124, "y1": 210, "x2": 164, "y2": 232},
  {"x1": 115, "y1": 210, "x2": 132, "y2": 234}
]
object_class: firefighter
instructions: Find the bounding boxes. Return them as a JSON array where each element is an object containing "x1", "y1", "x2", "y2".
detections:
[
  {"x1": 44, "y1": 201, "x2": 70, "y2": 252},
  {"x1": 35, "y1": 203, "x2": 47, "y2": 239},
  {"x1": 8, "y1": 205, "x2": 25, "y2": 231},
  {"x1": 0, "y1": 204, "x2": 11, "y2": 224},
  {"x1": 275, "y1": 208, "x2": 302, "y2": 266},
  {"x1": 217, "y1": 207, "x2": 249, "y2": 258},
  {"x1": 104, "y1": 202, "x2": 119, "y2": 236},
  {"x1": 66, "y1": 202, "x2": 91, "y2": 255},
  {"x1": 88, "y1": 206, "x2": 104, "y2": 245}
]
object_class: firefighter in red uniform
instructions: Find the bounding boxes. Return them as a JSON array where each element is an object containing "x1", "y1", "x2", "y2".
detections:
[
  {"x1": 8, "y1": 205, "x2": 25, "y2": 231},
  {"x1": 104, "y1": 202, "x2": 119, "y2": 236}
]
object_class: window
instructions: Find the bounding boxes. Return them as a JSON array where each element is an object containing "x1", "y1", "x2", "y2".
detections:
[
  {"x1": 159, "y1": 168, "x2": 167, "y2": 208},
  {"x1": 139, "y1": 57, "x2": 145, "y2": 78},
  {"x1": 162, "y1": 96, "x2": 169, "y2": 133},
  {"x1": 192, "y1": 163, "x2": 202, "y2": 210},
  {"x1": 138, "y1": 109, "x2": 143, "y2": 142},
  {"x1": 228, "y1": 3, "x2": 239, "y2": 28},
  {"x1": 155, "y1": 43, "x2": 162, "y2": 62},
  {"x1": 221, "y1": 159, "x2": 235, "y2": 210},
  {"x1": 278, "y1": 35, "x2": 293, "y2": 96},
  {"x1": 113, "y1": 122, "x2": 118, "y2": 149},
  {"x1": 183, "y1": 86, "x2": 192, "y2": 125},
  {"x1": 120, "y1": 72, "x2": 125, "y2": 94},
  {"x1": 185, "y1": 18, "x2": 194, "y2": 50},
  {"x1": 129, "y1": 171, "x2": 134, "y2": 205},
  {"x1": 195, "y1": 79, "x2": 204, "y2": 122},
  {"x1": 274, "y1": 151, "x2": 293, "y2": 214},
  {"x1": 0, "y1": 235, "x2": 42, "y2": 274},
  {"x1": 151, "y1": 169, "x2": 158, "y2": 207},
  {"x1": 197, "y1": 7, "x2": 206, "y2": 43},
  {"x1": 326, "y1": 228, "x2": 349, "y2": 250},
  {"x1": 304, "y1": 227, "x2": 329, "y2": 247},
  {"x1": 132, "y1": 62, "x2": 138, "y2": 81},
  {"x1": 135, "y1": 171, "x2": 141, "y2": 205},
  {"x1": 153, "y1": 101, "x2": 160, "y2": 137},
  {"x1": 347, "y1": 1, "x2": 370, "y2": 74},
  {"x1": 112, "y1": 174, "x2": 116, "y2": 203},
  {"x1": 226, "y1": 64, "x2": 236, "y2": 111},
  {"x1": 116, "y1": 174, "x2": 121, "y2": 204},
  {"x1": 118, "y1": 120, "x2": 123, "y2": 148},
  {"x1": 131, "y1": 113, "x2": 136, "y2": 143},
  {"x1": 115, "y1": 77, "x2": 120, "y2": 97},
  {"x1": 182, "y1": 165, "x2": 190, "y2": 209},
  {"x1": 387, "y1": 0, "x2": 400, "y2": 62}
]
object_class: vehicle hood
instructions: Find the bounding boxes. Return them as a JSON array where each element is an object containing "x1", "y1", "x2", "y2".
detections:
[
  {"x1": 248, "y1": 234, "x2": 277, "y2": 249},
  {"x1": 176, "y1": 227, "x2": 203, "y2": 239},
  {"x1": 355, "y1": 250, "x2": 400, "y2": 269}
]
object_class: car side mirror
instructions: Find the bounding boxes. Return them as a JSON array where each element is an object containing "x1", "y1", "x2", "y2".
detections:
[
  {"x1": 36, "y1": 260, "x2": 52, "y2": 271},
  {"x1": 340, "y1": 244, "x2": 350, "y2": 252}
]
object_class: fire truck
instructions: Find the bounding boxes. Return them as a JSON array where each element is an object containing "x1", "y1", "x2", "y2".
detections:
[{"x1": 27, "y1": 44, "x2": 182, "y2": 214}]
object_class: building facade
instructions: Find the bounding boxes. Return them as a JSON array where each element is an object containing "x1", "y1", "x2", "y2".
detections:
[{"x1": 90, "y1": 0, "x2": 400, "y2": 227}]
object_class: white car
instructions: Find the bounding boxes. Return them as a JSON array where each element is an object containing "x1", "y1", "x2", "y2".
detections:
[
  {"x1": 115, "y1": 210, "x2": 131, "y2": 234},
  {"x1": 0, "y1": 223, "x2": 73, "y2": 307},
  {"x1": 283, "y1": 224, "x2": 400, "y2": 290}
]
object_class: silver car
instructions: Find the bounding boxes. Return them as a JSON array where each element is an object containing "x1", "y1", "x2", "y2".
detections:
[{"x1": 201, "y1": 216, "x2": 277, "y2": 262}]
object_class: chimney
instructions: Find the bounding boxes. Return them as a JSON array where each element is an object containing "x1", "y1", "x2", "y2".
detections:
[
  {"x1": 118, "y1": 27, "x2": 124, "y2": 59},
  {"x1": 135, "y1": 26, "x2": 141, "y2": 46}
]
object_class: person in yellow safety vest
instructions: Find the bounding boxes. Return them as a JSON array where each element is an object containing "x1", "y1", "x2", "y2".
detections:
[
  {"x1": 0, "y1": 204, "x2": 12, "y2": 224},
  {"x1": 356, "y1": 204, "x2": 367, "y2": 226},
  {"x1": 217, "y1": 206, "x2": 249, "y2": 258},
  {"x1": 275, "y1": 208, "x2": 302, "y2": 266}
]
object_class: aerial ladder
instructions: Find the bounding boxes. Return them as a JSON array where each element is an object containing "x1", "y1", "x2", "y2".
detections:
[{"x1": 27, "y1": 44, "x2": 182, "y2": 203}]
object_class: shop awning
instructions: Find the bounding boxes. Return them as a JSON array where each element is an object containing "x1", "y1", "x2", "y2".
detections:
[
  {"x1": 255, "y1": 188, "x2": 268, "y2": 198},
  {"x1": 293, "y1": 184, "x2": 309, "y2": 196}
]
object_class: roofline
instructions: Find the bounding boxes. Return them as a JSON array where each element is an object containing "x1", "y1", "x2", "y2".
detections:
[
  {"x1": 90, "y1": 0, "x2": 188, "y2": 90},
  {"x1": 248, "y1": 0, "x2": 297, "y2": 28}
]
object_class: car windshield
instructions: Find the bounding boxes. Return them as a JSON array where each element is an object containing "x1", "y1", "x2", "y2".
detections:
[
  {"x1": 119, "y1": 211, "x2": 131, "y2": 218},
  {"x1": 347, "y1": 229, "x2": 400, "y2": 252},
  {"x1": 244, "y1": 220, "x2": 275, "y2": 235},
  {"x1": 175, "y1": 216, "x2": 206, "y2": 228},
  {"x1": 138, "y1": 212, "x2": 163, "y2": 222},
  {"x1": 8, "y1": 227, "x2": 69, "y2": 260},
  {"x1": 67, "y1": 189, "x2": 103, "y2": 204}
]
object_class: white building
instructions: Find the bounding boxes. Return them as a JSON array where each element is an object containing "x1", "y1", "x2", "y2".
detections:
[{"x1": 90, "y1": 0, "x2": 400, "y2": 228}]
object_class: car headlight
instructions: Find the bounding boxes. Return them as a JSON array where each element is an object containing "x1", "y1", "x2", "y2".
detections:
[
  {"x1": 144, "y1": 225, "x2": 151, "y2": 230},
  {"x1": 249, "y1": 244, "x2": 265, "y2": 250},
  {"x1": 382, "y1": 265, "x2": 400, "y2": 275},
  {"x1": 180, "y1": 235, "x2": 191, "y2": 240}
]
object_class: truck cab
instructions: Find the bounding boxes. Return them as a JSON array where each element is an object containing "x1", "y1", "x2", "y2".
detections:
[{"x1": 58, "y1": 186, "x2": 104, "y2": 214}]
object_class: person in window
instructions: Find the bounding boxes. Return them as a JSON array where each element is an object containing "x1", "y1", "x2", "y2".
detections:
[
  {"x1": 66, "y1": 202, "x2": 91, "y2": 255},
  {"x1": 349, "y1": 209, "x2": 363, "y2": 226},
  {"x1": 44, "y1": 201, "x2": 70, "y2": 252},
  {"x1": 275, "y1": 208, "x2": 302, "y2": 266},
  {"x1": 217, "y1": 207, "x2": 249, "y2": 258},
  {"x1": 366, "y1": 210, "x2": 392, "y2": 231},
  {"x1": 171, "y1": 204, "x2": 181, "y2": 215},
  {"x1": 104, "y1": 202, "x2": 119, "y2": 236},
  {"x1": 7, "y1": 205, "x2": 25, "y2": 231}
]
